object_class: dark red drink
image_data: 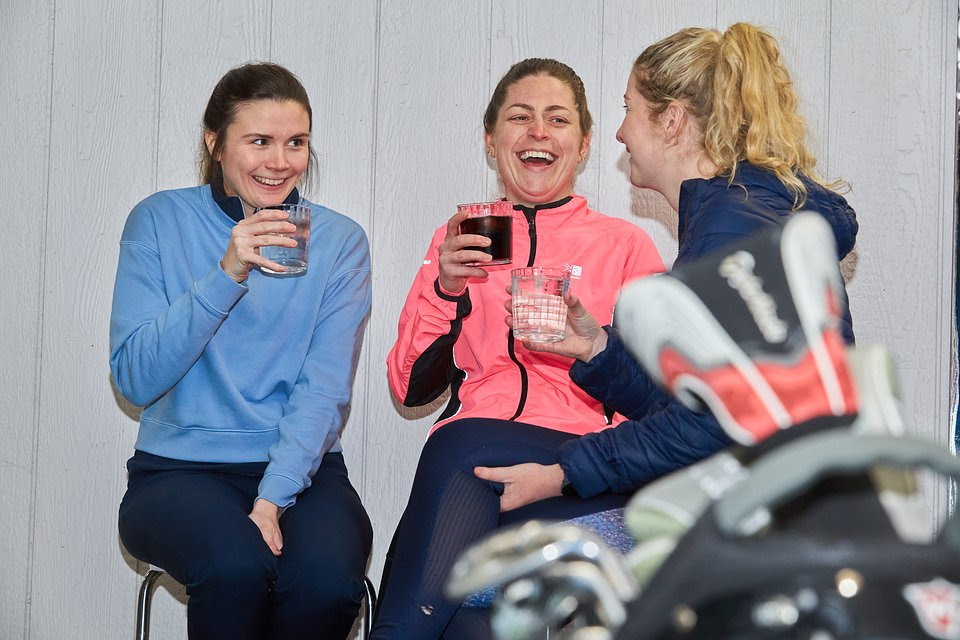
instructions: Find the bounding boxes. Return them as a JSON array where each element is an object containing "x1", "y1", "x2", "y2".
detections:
[{"x1": 459, "y1": 214, "x2": 512, "y2": 264}]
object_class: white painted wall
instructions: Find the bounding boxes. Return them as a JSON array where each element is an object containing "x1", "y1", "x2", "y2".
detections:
[{"x1": 0, "y1": 1, "x2": 956, "y2": 638}]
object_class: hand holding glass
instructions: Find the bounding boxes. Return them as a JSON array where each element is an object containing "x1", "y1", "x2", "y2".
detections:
[
  {"x1": 458, "y1": 201, "x2": 513, "y2": 265},
  {"x1": 511, "y1": 267, "x2": 571, "y2": 342},
  {"x1": 256, "y1": 204, "x2": 311, "y2": 274}
]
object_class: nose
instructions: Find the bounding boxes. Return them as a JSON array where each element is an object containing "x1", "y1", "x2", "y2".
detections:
[
  {"x1": 527, "y1": 117, "x2": 548, "y2": 140},
  {"x1": 266, "y1": 144, "x2": 291, "y2": 170},
  {"x1": 616, "y1": 124, "x2": 624, "y2": 145}
]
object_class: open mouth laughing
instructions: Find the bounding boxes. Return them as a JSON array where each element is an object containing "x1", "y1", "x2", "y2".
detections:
[{"x1": 518, "y1": 150, "x2": 556, "y2": 166}]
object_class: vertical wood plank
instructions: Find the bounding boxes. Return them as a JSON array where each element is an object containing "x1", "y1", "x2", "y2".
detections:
[
  {"x1": 829, "y1": 0, "x2": 958, "y2": 532},
  {"x1": 0, "y1": 1, "x2": 53, "y2": 636},
  {"x1": 597, "y1": 0, "x2": 716, "y2": 265},
  {"x1": 365, "y1": 0, "x2": 492, "y2": 583},
  {"x1": 31, "y1": 0, "x2": 161, "y2": 638}
]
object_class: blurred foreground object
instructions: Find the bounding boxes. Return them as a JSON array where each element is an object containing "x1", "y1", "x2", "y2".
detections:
[{"x1": 449, "y1": 214, "x2": 960, "y2": 640}]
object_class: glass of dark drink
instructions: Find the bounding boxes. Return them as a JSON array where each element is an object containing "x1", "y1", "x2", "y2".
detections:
[{"x1": 457, "y1": 201, "x2": 513, "y2": 265}]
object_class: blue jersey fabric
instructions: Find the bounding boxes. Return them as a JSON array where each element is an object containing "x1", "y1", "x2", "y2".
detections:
[
  {"x1": 110, "y1": 185, "x2": 371, "y2": 508},
  {"x1": 557, "y1": 164, "x2": 858, "y2": 497}
]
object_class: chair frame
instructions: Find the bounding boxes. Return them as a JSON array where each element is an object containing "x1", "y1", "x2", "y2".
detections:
[{"x1": 135, "y1": 568, "x2": 377, "y2": 640}]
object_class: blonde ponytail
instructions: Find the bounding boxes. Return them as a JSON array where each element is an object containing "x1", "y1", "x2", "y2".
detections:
[{"x1": 634, "y1": 22, "x2": 846, "y2": 207}]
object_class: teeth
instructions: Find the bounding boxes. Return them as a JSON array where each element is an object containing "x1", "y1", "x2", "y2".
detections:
[
  {"x1": 519, "y1": 150, "x2": 556, "y2": 162},
  {"x1": 254, "y1": 176, "x2": 284, "y2": 186}
]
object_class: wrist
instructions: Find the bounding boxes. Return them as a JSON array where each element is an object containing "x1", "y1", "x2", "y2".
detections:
[
  {"x1": 253, "y1": 498, "x2": 281, "y2": 517},
  {"x1": 583, "y1": 329, "x2": 609, "y2": 363},
  {"x1": 559, "y1": 468, "x2": 578, "y2": 497},
  {"x1": 221, "y1": 259, "x2": 247, "y2": 283},
  {"x1": 435, "y1": 276, "x2": 467, "y2": 299}
]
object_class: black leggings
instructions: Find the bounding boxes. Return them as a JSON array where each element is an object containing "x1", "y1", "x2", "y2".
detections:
[
  {"x1": 370, "y1": 418, "x2": 629, "y2": 640},
  {"x1": 119, "y1": 451, "x2": 372, "y2": 640}
]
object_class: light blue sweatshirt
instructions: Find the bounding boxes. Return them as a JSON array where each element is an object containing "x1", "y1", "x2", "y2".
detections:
[{"x1": 110, "y1": 185, "x2": 371, "y2": 509}]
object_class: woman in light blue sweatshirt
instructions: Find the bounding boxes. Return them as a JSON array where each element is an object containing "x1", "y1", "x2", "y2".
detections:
[{"x1": 111, "y1": 62, "x2": 372, "y2": 640}]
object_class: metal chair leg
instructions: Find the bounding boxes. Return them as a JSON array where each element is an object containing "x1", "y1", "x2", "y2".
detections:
[
  {"x1": 360, "y1": 575, "x2": 377, "y2": 640},
  {"x1": 136, "y1": 569, "x2": 165, "y2": 640},
  {"x1": 135, "y1": 568, "x2": 378, "y2": 639}
]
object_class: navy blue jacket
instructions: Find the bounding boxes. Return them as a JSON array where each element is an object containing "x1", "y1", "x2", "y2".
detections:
[{"x1": 556, "y1": 163, "x2": 859, "y2": 497}]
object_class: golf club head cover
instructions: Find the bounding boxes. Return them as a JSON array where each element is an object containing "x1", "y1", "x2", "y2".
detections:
[{"x1": 615, "y1": 213, "x2": 858, "y2": 445}]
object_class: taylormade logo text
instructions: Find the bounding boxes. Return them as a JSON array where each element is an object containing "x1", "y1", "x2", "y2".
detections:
[{"x1": 718, "y1": 251, "x2": 788, "y2": 343}]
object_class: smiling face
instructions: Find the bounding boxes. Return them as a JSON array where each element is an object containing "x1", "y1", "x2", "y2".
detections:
[
  {"x1": 204, "y1": 99, "x2": 310, "y2": 215},
  {"x1": 484, "y1": 74, "x2": 590, "y2": 207},
  {"x1": 616, "y1": 79, "x2": 666, "y2": 192}
]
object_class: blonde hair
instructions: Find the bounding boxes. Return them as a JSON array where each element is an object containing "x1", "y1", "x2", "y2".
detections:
[{"x1": 633, "y1": 23, "x2": 845, "y2": 206}]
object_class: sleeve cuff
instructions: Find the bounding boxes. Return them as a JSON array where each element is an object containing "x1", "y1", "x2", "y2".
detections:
[
  {"x1": 570, "y1": 326, "x2": 618, "y2": 387},
  {"x1": 193, "y1": 264, "x2": 248, "y2": 315},
  {"x1": 435, "y1": 277, "x2": 469, "y2": 301},
  {"x1": 556, "y1": 438, "x2": 610, "y2": 499},
  {"x1": 257, "y1": 473, "x2": 303, "y2": 510}
]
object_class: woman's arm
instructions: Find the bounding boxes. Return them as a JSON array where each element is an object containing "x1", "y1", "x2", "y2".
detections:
[
  {"x1": 386, "y1": 212, "x2": 493, "y2": 406},
  {"x1": 556, "y1": 399, "x2": 732, "y2": 498},
  {"x1": 109, "y1": 198, "x2": 305, "y2": 406},
  {"x1": 109, "y1": 201, "x2": 249, "y2": 407},
  {"x1": 257, "y1": 227, "x2": 372, "y2": 510},
  {"x1": 568, "y1": 326, "x2": 673, "y2": 418},
  {"x1": 386, "y1": 229, "x2": 469, "y2": 406}
]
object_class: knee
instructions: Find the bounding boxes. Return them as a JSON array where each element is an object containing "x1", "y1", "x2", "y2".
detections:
[
  {"x1": 420, "y1": 420, "x2": 491, "y2": 473},
  {"x1": 275, "y1": 565, "x2": 365, "y2": 619},
  {"x1": 186, "y1": 553, "x2": 274, "y2": 599},
  {"x1": 314, "y1": 571, "x2": 364, "y2": 608}
]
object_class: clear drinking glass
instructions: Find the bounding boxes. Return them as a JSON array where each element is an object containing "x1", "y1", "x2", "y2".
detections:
[
  {"x1": 256, "y1": 203, "x2": 311, "y2": 275},
  {"x1": 511, "y1": 267, "x2": 571, "y2": 342},
  {"x1": 457, "y1": 200, "x2": 513, "y2": 265}
]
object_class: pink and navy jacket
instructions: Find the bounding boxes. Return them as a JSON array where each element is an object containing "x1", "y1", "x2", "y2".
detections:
[{"x1": 387, "y1": 195, "x2": 665, "y2": 436}]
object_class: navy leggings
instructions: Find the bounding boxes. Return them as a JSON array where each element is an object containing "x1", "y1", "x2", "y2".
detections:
[
  {"x1": 370, "y1": 418, "x2": 630, "y2": 640},
  {"x1": 119, "y1": 450, "x2": 372, "y2": 640}
]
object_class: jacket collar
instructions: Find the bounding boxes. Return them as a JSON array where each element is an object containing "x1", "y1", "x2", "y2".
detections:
[
  {"x1": 510, "y1": 195, "x2": 588, "y2": 226},
  {"x1": 511, "y1": 195, "x2": 573, "y2": 216},
  {"x1": 210, "y1": 178, "x2": 301, "y2": 223},
  {"x1": 676, "y1": 163, "x2": 857, "y2": 256}
]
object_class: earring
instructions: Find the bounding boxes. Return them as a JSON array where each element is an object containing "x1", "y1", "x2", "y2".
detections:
[{"x1": 487, "y1": 149, "x2": 495, "y2": 158}]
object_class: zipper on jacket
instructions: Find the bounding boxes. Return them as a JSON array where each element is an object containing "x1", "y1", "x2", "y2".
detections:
[
  {"x1": 524, "y1": 208, "x2": 538, "y2": 266},
  {"x1": 508, "y1": 206, "x2": 539, "y2": 420},
  {"x1": 505, "y1": 197, "x2": 570, "y2": 421}
]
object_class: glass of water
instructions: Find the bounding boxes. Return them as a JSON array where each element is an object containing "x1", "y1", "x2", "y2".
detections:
[
  {"x1": 256, "y1": 203, "x2": 311, "y2": 275},
  {"x1": 511, "y1": 267, "x2": 571, "y2": 342}
]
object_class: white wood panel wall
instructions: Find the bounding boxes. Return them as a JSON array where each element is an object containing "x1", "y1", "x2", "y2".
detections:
[{"x1": 0, "y1": 1, "x2": 956, "y2": 637}]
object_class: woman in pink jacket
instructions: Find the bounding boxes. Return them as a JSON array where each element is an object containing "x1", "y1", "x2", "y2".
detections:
[{"x1": 373, "y1": 58, "x2": 664, "y2": 640}]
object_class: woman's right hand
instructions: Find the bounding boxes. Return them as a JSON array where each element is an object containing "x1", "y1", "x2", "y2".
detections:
[
  {"x1": 249, "y1": 498, "x2": 283, "y2": 556},
  {"x1": 221, "y1": 209, "x2": 298, "y2": 282},
  {"x1": 505, "y1": 289, "x2": 608, "y2": 363},
  {"x1": 437, "y1": 209, "x2": 493, "y2": 295}
]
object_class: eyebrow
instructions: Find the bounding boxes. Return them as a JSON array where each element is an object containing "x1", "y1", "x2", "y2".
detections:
[
  {"x1": 506, "y1": 102, "x2": 573, "y2": 113},
  {"x1": 240, "y1": 132, "x2": 310, "y2": 139}
]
